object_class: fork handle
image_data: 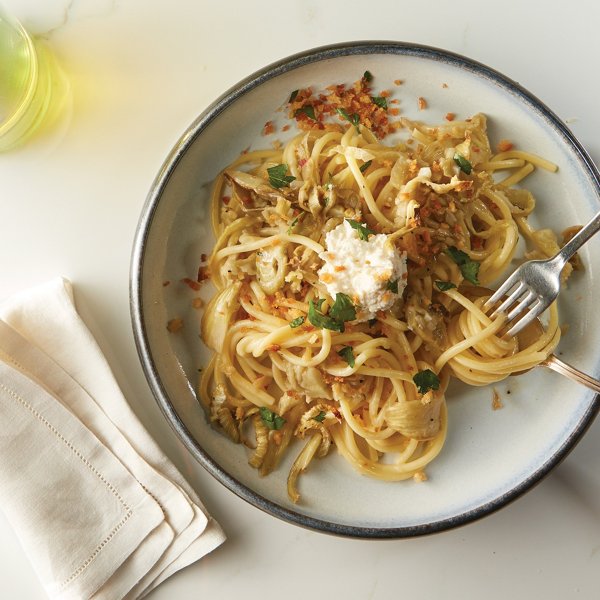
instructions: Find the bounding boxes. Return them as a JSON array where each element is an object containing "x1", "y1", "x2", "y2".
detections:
[
  {"x1": 554, "y1": 210, "x2": 600, "y2": 267},
  {"x1": 543, "y1": 355, "x2": 600, "y2": 393}
]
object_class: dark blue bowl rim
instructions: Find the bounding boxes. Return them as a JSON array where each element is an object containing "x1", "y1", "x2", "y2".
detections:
[{"x1": 130, "y1": 40, "x2": 600, "y2": 539}]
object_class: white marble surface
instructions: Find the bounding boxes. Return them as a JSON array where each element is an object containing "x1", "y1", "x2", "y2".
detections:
[{"x1": 1, "y1": 1, "x2": 599, "y2": 598}]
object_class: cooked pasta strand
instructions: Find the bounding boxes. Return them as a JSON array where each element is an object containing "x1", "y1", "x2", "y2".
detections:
[{"x1": 197, "y1": 108, "x2": 568, "y2": 503}]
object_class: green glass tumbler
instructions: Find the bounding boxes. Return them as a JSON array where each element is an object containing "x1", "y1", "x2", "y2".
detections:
[{"x1": 0, "y1": 7, "x2": 68, "y2": 151}]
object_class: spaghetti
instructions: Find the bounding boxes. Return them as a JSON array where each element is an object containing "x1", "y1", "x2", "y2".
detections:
[{"x1": 198, "y1": 105, "x2": 569, "y2": 503}]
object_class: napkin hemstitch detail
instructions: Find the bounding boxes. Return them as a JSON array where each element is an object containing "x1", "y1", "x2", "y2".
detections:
[
  {"x1": 1, "y1": 346, "x2": 171, "y2": 520},
  {"x1": 0, "y1": 347, "x2": 172, "y2": 518},
  {"x1": 0, "y1": 381, "x2": 135, "y2": 589}
]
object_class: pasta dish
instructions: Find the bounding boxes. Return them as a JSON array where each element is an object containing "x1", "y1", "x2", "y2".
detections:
[{"x1": 197, "y1": 74, "x2": 577, "y2": 503}]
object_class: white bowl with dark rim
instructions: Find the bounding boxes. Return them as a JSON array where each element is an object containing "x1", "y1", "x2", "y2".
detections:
[{"x1": 130, "y1": 41, "x2": 600, "y2": 538}]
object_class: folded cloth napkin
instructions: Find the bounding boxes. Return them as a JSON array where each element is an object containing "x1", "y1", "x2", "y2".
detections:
[{"x1": 0, "y1": 278, "x2": 225, "y2": 600}]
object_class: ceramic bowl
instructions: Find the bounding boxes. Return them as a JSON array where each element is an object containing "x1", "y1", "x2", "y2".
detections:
[{"x1": 130, "y1": 41, "x2": 600, "y2": 538}]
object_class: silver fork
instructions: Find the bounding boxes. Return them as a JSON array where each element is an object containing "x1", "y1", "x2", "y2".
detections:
[{"x1": 483, "y1": 210, "x2": 600, "y2": 337}]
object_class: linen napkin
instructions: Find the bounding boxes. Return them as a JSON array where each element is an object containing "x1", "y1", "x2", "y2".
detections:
[{"x1": 0, "y1": 278, "x2": 225, "y2": 599}]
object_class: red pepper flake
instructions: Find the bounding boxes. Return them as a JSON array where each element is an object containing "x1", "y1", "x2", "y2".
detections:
[
  {"x1": 182, "y1": 277, "x2": 202, "y2": 291},
  {"x1": 238, "y1": 193, "x2": 253, "y2": 207},
  {"x1": 393, "y1": 79, "x2": 403, "y2": 85},
  {"x1": 497, "y1": 139, "x2": 513, "y2": 152},
  {"x1": 418, "y1": 97, "x2": 427, "y2": 110},
  {"x1": 282, "y1": 124, "x2": 290, "y2": 132},
  {"x1": 267, "y1": 344, "x2": 281, "y2": 352},
  {"x1": 222, "y1": 195, "x2": 231, "y2": 205},
  {"x1": 472, "y1": 236, "x2": 484, "y2": 250},
  {"x1": 445, "y1": 112, "x2": 455, "y2": 121},
  {"x1": 162, "y1": 280, "x2": 171, "y2": 287},
  {"x1": 200, "y1": 253, "x2": 207, "y2": 262}
]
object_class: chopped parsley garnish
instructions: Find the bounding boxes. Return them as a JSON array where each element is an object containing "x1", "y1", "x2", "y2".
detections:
[
  {"x1": 259, "y1": 406, "x2": 286, "y2": 430},
  {"x1": 289, "y1": 316, "x2": 305, "y2": 328},
  {"x1": 287, "y1": 214, "x2": 301, "y2": 234},
  {"x1": 267, "y1": 164, "x2": 296, "y2": 189},
  {"x1": 329, "y1": 292, "x2": 357, "y2": 322},
  {"x1": 346, "y1": 218, "x2": 375, "y2": 241},
  {"x1": 413, "y1": 369, "x2": 440, "y2": 395},
  {"x1": 308, "y1": 299, "x2": 345, "y2": 332},
  {"x1": 453, "y1": 152, "x2": 473, "y2": 175},
  {"x1": 338, "y1": 346, "x2": 355, "y2": 368},
  {"x1": 435, "y1": 280, "x2": 457, "y2": 291},
  {"x1": 363, "y1": 70, "x2": 373, "y2": 82},
  {"x1": 336, "y1": 107, "x2": 360, "y2": 129},
  {"x1": 371, "y1": 96, "x2": 387, "y2": 109},
  {"x1": 386, "y1": 279, "x2": 399, "y2": 293},
  {"x1": 295, "y1": 105, "x2": 316, "y2": 120},
  {"x1": 288, "y1": 89, "x2": 299, "y2": 103},
  {"x1": 313, "y1": 410, "x2": 327, "y2": 423},
  {"x1": 446, "y1": 246, "x2": 480, "y2": 285},
  {"x1": 307, "y1": 294, "x2": 356, "y2": 332},
  {"x1": 359, "y1": 160, "x2": 372, "y2": 173}
]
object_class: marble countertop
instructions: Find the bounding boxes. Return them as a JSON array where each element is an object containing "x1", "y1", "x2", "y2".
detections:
[{"x1": 1, "y1": 1, "x2": 599, "y2": 598}]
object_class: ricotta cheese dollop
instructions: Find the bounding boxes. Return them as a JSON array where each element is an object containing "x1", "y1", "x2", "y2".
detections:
[{"x1": 318, "y1": 220, "x2": 407, "y2": 321}]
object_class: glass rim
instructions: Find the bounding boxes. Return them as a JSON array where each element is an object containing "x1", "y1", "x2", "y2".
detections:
[{"x1": 0, "y1": 9, "x2": 40, "y2": 136}]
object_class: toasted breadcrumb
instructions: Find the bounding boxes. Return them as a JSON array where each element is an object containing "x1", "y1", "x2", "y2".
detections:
[
  {"x1": 167, "y1": 318, "x2": 183, "y2": 333},
  {"x1": 197, "y1": 266, "x2": 211, "y2": 281},
  {"x1": 413, "y1": 471, "x2": 428, "y2": 482},
  {"x1": 418, "y1": 96, "x2": 427, "y2": 110},
  {"x1": 492, "y1": 388, "x2": 503, "y2": 411},
  {"x1": 181, "y1": 277, "x2": 202, "y2": 291},
  {"x1": 262, "y1": 120, "x2": 275, "y2": 135},
  {"x1": 561, "y1": 226, "x2": 584, "y2": 271},
  {"x1": 287, "y1": 74, "x2": 398, "y2": 138}
]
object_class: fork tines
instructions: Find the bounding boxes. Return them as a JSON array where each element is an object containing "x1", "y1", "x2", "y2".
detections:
[{"x1": 483, "y1": 276, "x2": 546, "y2": 338}]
